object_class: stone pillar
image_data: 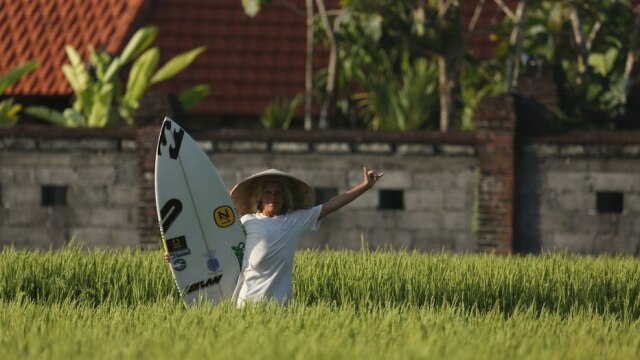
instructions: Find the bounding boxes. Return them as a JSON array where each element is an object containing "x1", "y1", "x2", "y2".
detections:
[
  {"x1": 135, "y1": 92, "x2": 174, "y2": 248},
  {"x1": 474, "y1": 94, "x2": 516, "y2": 254}
]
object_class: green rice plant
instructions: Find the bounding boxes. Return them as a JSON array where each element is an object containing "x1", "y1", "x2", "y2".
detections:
[
  {"x1": 0, "y1": 245, "x2": 177, "y2": 306},
  {"x1": 1, "y1": 245, "x2": 638, "y2": 318},
  {"x1": 293, "y1": 249, "x2": 640, "y2": 318},
  {"x1": 0, "y1": 300, "x2": 639, "y2": 360},
  {"x1": 1, "y1": 246, "x2": 639, "y2": 359}
]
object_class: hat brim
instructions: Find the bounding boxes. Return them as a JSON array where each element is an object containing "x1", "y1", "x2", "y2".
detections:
[{"x1": 230, "y1": 169, "x2": 316, "y2": 216}]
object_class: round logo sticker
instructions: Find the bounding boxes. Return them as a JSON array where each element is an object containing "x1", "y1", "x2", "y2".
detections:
[
  {"x1": 172, "y1": 258, "x2": 187, "y2": 271},
  {"x1": 207, "y1": 257, "x2": 220, "y2": 272},
  {"x1": 213, "y1": 206, "x2": 235, "y2": 228}
]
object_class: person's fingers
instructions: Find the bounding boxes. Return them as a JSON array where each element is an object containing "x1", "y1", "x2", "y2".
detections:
[{"x1": 364, "y1": 167, "x2": 384, "y2": 184}]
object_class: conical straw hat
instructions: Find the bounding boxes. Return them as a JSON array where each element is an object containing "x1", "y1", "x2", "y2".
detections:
[{"x1": 230, "y1": 169, "x2": 315, "y2": 216}]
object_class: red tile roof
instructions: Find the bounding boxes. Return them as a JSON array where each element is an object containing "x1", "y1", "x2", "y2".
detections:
[
  {"x1": 147, "y1": 0, "x2": 319, "y2": 115},
  {"x1": 0, "y1": 0, "x2": 147, "y2": 96}
]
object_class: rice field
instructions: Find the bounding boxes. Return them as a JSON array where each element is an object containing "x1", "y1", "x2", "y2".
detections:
[{"x1": 1, "y1": 246, "x2": 639, "y2": 359}]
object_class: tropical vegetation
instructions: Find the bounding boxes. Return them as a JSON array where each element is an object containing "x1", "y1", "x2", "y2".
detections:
[
  {"x1": 25, "y1": 26, "x2": 209, "y2": 128},
  {"x1": 0, "y1": 60, "x2": 38, "y2": 127},
  {"x1": 244, "y1": 0, "x2": 640, "y2": 131}
]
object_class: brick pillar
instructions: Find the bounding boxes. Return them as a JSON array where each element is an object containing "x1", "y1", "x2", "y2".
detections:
[
  {"x1": 135, "y1": 92, "x2": 174, "y2": 248},
  {"x1": 474, "y1": 94, "x2": 516, "y2": 254}
]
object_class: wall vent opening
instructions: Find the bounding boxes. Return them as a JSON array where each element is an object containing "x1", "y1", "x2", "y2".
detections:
[
  {"x1": 42, "y1": 185, "x2": 68, "y2": 207},
  {"x1": 379, "y1": 190, "x2": 404, "y2": 210},
  {"x1": 596, "y1": 191, "x2": 623, "y2": 214}
]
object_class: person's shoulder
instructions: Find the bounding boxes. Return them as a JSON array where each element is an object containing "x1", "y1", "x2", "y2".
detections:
[
  {"x1": 241, "y1": 213, "x2": 257, "y2": 223},
  {"x1": 289, "y1": 205, "x2": 322, "y2": 217}
]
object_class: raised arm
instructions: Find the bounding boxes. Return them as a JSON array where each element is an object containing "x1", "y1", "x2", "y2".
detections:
[{"x1": 319, "y1": 167, "x2": 384, "y2": 220}]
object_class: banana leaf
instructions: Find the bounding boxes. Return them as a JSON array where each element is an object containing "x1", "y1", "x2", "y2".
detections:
[
  {"x1": 588, "y1": 48, "x2": 619, "y2": 77},
  {"x1": 87, "y1": 83, "x2": 114, "y2": 127},
  {"x1": 0, "y1": 99, "x2": 21, "y2": 126},
  {"x1": 0, "y1": 60, "x2": 38, "y2": 95},
  {"x1": 24, "y1": 106, "x2": 70, "y2": 127},
  {"x1": 62, "y1": 109, "x2": 87, "y2": 127},
  {"x1": 151, "y1": 46, "x2": 206, "y2": 84},
  {"x1": 120, "y1": 26, "x2": 158, "y2": 65},
  {"x1": 177, "y1": 84, "x2": 210, "y2": 111},
  {"x1": 123, "y1": 47, "x2": 160, "y2": 110},
  {"x1": 65, "y1": 46, "x2": 83, "y2": 67},
  {"x1": 241, "y1": 0, "x2": 263, "y2": 17}
]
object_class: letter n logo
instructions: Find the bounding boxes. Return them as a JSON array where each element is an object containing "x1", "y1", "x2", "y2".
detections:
[{"x1": 213, "y1": 206, "x2": 235, "y2": 228}]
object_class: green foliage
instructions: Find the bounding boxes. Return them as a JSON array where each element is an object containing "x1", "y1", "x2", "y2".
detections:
[
  {"x1": 459, "y1": 60, "x2": 504, "y2": 131},
  {"x1": 337, "y1": 1, "x2": 472, "y2": 131},
  {"x1": 25, "y1": 26, "x2": 209, "y2": 128},
  {"x1": 1, "y1": 247, "x2": 639, "y2": 359},
  {"x1": 513, "y1": 0, "x2": 639, "y2": 126},
  {"x1": 0, "y1": 98, "x2": 22, "y2": 127},
  {"x1": 241, "y1": 0, "x2": 272, "y2": 17},
  {"x1": 244, "y1": 0, "x2": 639, "y2": 130},
  {"x1": 321, "y1": 7, "x2": 443, "y2": 130},
  {"x1": 0, "y1": 60, "x2": 38, "y2": 127},
  {"x1": 355, "y1": 58, "x2": 438, "y2": 130},
  {"x1": 260, "y1": 94, "x2": 303, "y2": 129},
  {"x1": 178, "y1": 84, "x2": 211, "y2": 111}
]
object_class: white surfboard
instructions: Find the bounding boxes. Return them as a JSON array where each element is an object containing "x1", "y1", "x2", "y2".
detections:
[{"x1": 154, "y1": 117, "x2": 245, "y2": 305}]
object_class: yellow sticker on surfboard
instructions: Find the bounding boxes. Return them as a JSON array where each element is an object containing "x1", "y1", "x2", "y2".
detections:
[{"x1": 213, "y1": 206, "x2": 235, "y2": 228}]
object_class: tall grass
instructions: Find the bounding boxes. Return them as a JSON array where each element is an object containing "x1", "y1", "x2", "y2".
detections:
[
  {"x1": 295, "y1": 249, "x2": 640, "y2": 318},
  {"x1": 1, "y1": 245, "x2": 638, "y2": 318},
  {"x1": 0, "y1": 246, "x2": 176, "y2": 306},
  {"x1": 1, "y1": 246, "x2": 639, "y2": 359},
  {"x1": 1, "y1": 300, "x2": 639, "y2": 360}
]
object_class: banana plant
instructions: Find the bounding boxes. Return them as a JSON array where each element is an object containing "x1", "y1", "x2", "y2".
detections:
[
  {"x1": 26, "y1": 26, "x2": 209, "y2": 127},
  {"x1": 0, "y1": 60, "x2": 38, "y2": 127},
  {"x1": 355, "y1": 58, "x2": 439, "y2": 131},
  {"x1": 261, "y1": 94, "x2": 303, "y2": 129}
]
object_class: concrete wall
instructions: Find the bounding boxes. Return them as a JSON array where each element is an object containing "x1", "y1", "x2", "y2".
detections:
[
  {"x1": 209, "y1": 144, "x2": 477, "y2": 252},
  {"x1": 0, "y1": 135, "x2": 139, "y2": 248},
  {"x1": 2, "y1": 121, "x2": 639, "y2": 256},
  {"x1": 0, "y1": 129, "x2": 477, "y2": 252},
  {"x1": 516, "y1": 142, "x2": 640, "y2": 256}
]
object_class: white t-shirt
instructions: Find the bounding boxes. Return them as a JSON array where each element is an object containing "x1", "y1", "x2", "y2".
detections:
[{"x1": 234, "y1": 205, "x2": 322, "y2": 305}]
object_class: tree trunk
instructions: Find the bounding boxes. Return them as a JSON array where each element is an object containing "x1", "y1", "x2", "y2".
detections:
[
  {"x1": 438, "y1": 55, "x2": 456, "y2": 132},
  {"x1": 568, "y1": 5, "x2": 590, "y2": 86},
  {"x1": 304, "y1": 0, "x2": 314, "y2": 130},
  {"x1": 315, "y1": 0, "x2": 337, "y2": 129},
  {"x1": 504, "y1": 0, "x2": 528, "y2": 91},
  {"x1": 436, "y1": 0, "x2": 461, "y2": 132}
]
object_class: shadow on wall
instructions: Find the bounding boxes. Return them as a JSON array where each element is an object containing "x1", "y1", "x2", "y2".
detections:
[
  {"x1": 513, "y1": 93, "x2": 545, "y2": 253},
  {"x1": 514, "y1": 145, "x2": 542, "y2": 254}
]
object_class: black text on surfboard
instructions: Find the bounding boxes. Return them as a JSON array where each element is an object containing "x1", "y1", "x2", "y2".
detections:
[
  {"x1": 157, "y1": 121, "x2": 184, "y2": 159},
  {"x1": 160, "y1": 198, "x2": 182, "y2": 233},
  {"x1": 185, "y1": 274, "x2": 223, "y2": 294}
]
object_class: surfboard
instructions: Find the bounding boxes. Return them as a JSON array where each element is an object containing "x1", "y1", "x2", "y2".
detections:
[{"x1": 154, "y1": 117, "x2": 245, "y2": 305}]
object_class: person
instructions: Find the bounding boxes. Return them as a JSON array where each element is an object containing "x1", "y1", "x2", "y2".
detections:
[
  {"x1": 229, "y1": 167, "x2": 383, "y2": 306},
  {"x1": 164, "y1": 167, "x2": 384, "y2": 306}
]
